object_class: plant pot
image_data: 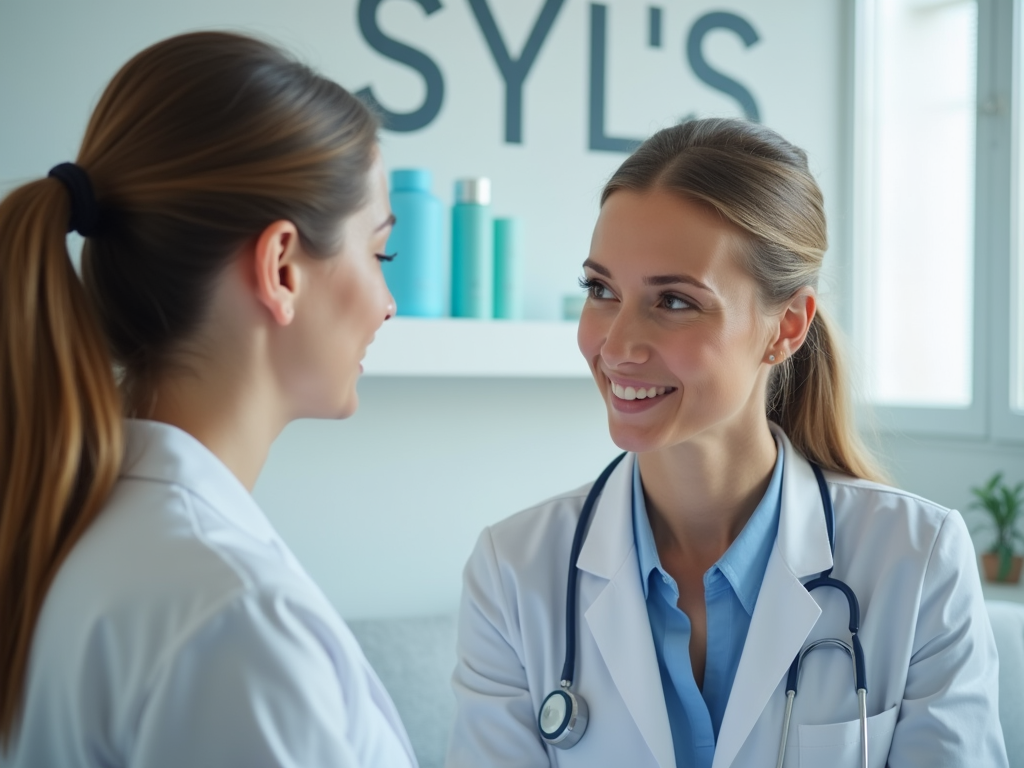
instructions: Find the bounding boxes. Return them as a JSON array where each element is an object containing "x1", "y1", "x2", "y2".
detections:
[{"x1": 981, "y1": 553, "x2": 1023, "y2": 583}]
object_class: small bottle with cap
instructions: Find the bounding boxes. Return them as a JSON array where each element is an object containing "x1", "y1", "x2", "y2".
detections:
[
  {"x1": 493, "y1": 217, "x2": 523, "y2": 320},
  {"x1": 451, "y1": 178, "x2": 493, "y2": 319}
]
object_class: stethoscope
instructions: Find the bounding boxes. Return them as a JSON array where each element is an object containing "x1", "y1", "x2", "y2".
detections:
[{"x1": 537, "y1": 454, "x2": 869, "y2": 768}]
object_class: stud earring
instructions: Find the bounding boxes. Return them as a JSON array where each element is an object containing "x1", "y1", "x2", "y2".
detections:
[{"x1": 768, "y1": 354, "x2": 776, "y2": 362}]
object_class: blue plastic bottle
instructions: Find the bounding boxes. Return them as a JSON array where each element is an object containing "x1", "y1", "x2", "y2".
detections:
[
  {"x1": 493, "y1": 217, "x2": 523, "y2": 320},
  {"x1": 381, "y1": 169, "x2": 445, "y2": 317},
  {"x1": 451, "y1": 178, "x2": 493, "y2": 319}
]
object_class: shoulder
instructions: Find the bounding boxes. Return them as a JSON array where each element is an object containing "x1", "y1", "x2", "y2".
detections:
[
  {"x1": 825, "y1": 472, "x2": 954, "y2": 525},
  {"x1": 474, "y1": 481, "x2": 593, "y2": 568},
  {"x1": 67, "y1": 473, "x2": 321, "y2": 617},
  {"x1": 40, "y1": 472, "x2": 348, "y2": 696},
  {"x1": 460, "y1": 481, "x2": 596, "y2": 626},
  {"x1": 824, "y1": 471, "x2": 959, "y2": 549},
  {"x1": 823, "y1": 472, "x2": 976, "y2": 591}
]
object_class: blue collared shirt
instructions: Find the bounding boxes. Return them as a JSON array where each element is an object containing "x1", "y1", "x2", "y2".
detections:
[{"x1": 632, "y1": 442, "x2": 784, "y2": 768}]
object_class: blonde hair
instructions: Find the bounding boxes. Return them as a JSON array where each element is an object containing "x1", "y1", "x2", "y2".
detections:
[
  {"x1": 0, "y1": 31, "x2": 378, "y2": 741},
  {"x1": 603, "y1": 118, "x2": 884, "y2": 482}
]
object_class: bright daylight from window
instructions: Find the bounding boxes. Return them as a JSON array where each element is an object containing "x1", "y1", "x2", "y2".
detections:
[{"x1": 862, "y1": 0, "x2": 977, "y2": 407}]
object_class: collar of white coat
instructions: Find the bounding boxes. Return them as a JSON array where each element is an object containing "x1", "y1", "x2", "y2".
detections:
[
  {"x1": 575, "y1": 423, "x2": 834, "y2": 580},
  {"x1": 120, "y1": 418, "x2": 278, "y2": 543}
]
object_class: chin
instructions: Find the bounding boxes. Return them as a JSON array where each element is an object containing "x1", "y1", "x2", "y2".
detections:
[
  {"x1": 335, "y1": 394, "x2": 359, "y2": 420},
  {"x1": 605, "y1": 419, "x2": 664, "y2": 454}
]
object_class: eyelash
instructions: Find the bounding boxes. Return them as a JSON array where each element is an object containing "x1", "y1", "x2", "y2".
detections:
[
  {"x1": 376, "y1": 252, "x2": 397, "y2": 263},
  {"x1": 659, "y1": 293, "x2": 693, "y2": 311},
  {"x1": 579, "y1": 276, "x2": 695, "y2": 311},
  {"x1": 579, "y1": 276, "x2": 611, "y2": 300}
]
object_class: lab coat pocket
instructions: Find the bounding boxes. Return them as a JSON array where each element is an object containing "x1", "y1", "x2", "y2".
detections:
[{"x1": 797, "y1": 704, "x2": 898, "y2": 768}]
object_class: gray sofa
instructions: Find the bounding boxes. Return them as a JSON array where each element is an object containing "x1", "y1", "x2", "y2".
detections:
[{"x1": 349, "y1": 600, "x2": 1024, "y2": 768}]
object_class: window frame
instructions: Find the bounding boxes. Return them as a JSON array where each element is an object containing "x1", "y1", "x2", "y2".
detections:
[
  {"x1": 991, "y1": 0, "x2": 1024, "y2": 441},
  {"x1": 849, "y1": 0, "x2": 1021, "y2": 441}
]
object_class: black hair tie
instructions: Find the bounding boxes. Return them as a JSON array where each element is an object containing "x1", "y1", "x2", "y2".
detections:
[{"x1": 48, "y1": 162, "x2": 99, "y2": 237}]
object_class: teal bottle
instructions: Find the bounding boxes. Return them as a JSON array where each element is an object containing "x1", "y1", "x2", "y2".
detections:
[
  {"x1": 451, "y1": 178, "x2": 493, "y2": 318},
  {"x1": 493, "y1": 217, "x2": 523, "y2": 320},
  {"x1": 382, "y1": 169, "x2": 444, "y2": 317}
]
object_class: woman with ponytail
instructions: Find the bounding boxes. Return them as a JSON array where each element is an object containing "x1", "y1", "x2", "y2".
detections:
[
  {"x1": 0, "y1": 32, "x2": 416, "y2": 767},
  {"x1": 448, "y1": 119, "x2": 1006, "y2": 768}
]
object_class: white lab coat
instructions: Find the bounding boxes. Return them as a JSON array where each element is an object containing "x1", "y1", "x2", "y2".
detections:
[
  {"x1": 447, "y1": 428, "x2": 1007, "y2": 768},
  {"x1": 3, "y1": 419, "x2": 417, "y2": 768}
]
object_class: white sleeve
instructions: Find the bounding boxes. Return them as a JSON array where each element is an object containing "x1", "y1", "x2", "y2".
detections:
[
  {"x1": 446, "y1": 529, "x2": 552, "y2": 768},
  {"x1": 887, "y1": 510, "x2": 1009, "y2": 767},
  {"x1": 130, "y1": 592, "x2": 405, "y2": 768}
]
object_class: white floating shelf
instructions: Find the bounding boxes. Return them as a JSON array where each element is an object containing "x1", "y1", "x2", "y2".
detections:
[{"x1": 362, "y1": 318, "x2": 591, "y2": 378}]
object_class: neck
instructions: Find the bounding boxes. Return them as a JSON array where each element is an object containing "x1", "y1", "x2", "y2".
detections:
[
  {"x1": 143, "y1": 348, "x2": 287, "y2": 492},
  {"x1": 637, "y1": 420, "x2": 777, "y2": 569}
]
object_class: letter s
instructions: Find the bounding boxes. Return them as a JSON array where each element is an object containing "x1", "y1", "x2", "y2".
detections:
[
  {"x1": 355, "y1": 0, "x2": 445, "y2": 132},
  {"x1": 686, "y1": 12, "x2": 761, "y2": 122}
]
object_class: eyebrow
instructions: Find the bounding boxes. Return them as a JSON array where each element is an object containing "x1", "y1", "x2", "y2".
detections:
[
  {"x1": 581, "y1": 258, "x2": 713, "y2": 292},
  {"x1": 376, "y1": 213, "x2": 397, "y2": 232}
]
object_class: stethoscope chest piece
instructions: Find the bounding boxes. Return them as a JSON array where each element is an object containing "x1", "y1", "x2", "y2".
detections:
[{"x1": 539, "y1": 685, "x2": 589, "y2": 748}]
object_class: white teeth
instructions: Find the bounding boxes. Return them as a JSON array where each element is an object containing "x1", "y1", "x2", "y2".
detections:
[{"x1": 611, "y1": 382, "x2": 669, "y2": 401}]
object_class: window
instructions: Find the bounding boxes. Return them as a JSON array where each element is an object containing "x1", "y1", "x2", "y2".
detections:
[
  {"x1": 860, "y1": 0, "x2": 977, "y2": 409},
  {"x1": 853, "y1": 0, "x2": 1020, "y2": 438}
]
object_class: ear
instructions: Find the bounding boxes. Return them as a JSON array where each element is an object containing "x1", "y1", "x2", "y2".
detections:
[
  {"x1": 252, "y1": 220, "x2": 302, "y2": 326},
  {"x1": 765, "y1": 287, "x2": 817, "y2": 364}
]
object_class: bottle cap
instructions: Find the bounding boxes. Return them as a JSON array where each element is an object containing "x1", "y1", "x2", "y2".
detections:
[
  {"x1": 454, "y1": 177, "x2": 491, "y2": 206},
  {"x1": 391, "y1": 169, "x2": 432, "y2": 192}
]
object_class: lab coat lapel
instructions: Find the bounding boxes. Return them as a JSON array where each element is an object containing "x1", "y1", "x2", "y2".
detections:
[
  {"x1": 712, "y1": 429, "x2": 835, "y2": 768},
  {"x1": 577, "y1": 454, "x2": 676, "y2": 768}
]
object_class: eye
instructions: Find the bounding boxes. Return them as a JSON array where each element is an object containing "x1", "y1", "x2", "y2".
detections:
[
  {"x1": 660, "y1": 293, "x2": 694, "y2": 311},
  {"x1": 579, "y1": 276, "x2": 615, "y2": 300},
  {"x1": 376, "y1": 252, "x2": 396, "y2": 263}
]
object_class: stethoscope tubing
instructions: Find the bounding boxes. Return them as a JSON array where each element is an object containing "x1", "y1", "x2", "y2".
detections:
[
  {"x1": 543, "y1": 455, "x2": 869, "y2": 767},
  {"x1": 558, "y1": 452, "x2": 626, "y2": 687}
]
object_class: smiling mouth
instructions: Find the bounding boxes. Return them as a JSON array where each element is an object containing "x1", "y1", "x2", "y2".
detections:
[{"x1": 609, "y1": 382, "x2": 677, "y2": 401}]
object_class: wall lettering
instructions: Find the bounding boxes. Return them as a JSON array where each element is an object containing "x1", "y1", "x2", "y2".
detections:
[
  {"x1": 355, "y1": 0, "x2": 762, "y2": 150},
  {"x1": 355, "y1": 0, "x2": 446, "y2": 132}
]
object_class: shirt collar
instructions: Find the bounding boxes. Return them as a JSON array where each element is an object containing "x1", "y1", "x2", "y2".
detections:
[
  {"x1": 119, "y1": 418, "x2": 278, "y2": 543},
  {"x1": 631, "y1": 438, "x2": 785, "y2": 614}
]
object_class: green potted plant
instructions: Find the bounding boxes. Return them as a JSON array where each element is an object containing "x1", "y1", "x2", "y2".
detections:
[{"x1": 969, "y1": 471, "x2": 1024, "y2": 583}]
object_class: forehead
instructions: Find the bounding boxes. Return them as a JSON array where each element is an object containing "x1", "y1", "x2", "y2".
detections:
[
  {"x1": 589, "y1": 189, "x2": 749, "y2": 280},
  {"x1": 341, "y1": 154, "x2": 390, "y2": 234}
]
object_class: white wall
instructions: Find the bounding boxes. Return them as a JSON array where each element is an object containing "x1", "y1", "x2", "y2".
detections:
[{"x1": 254, "y1": 377, "x2": 615, "y2": 618}]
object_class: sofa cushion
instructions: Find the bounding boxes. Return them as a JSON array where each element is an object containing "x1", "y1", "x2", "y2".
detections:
[
  {"x1": 348, "y1": 614, "x2": 457, "y2": 768},
  {"x1": 988, "y1": 601, "x2": 1024, "y2": 768}
]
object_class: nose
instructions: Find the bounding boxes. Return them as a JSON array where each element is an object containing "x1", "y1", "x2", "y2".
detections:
[
  {"x1": 599, "y1": 304, "x2": 649, "y2": 368},
  {"x1": 384, "y1": 288, "x2": 396, "y2": 321}
]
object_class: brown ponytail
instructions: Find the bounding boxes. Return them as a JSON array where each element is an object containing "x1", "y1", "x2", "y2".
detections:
[
  {"x1": 767, "y1": 311, "x2": 882, "y2": 480},
  {"x1": 0, "y1": 180, "x2": 124, "y2": 740},
  {"x1": 603, "y1": 118, "x2": 885, "y2": 482},
  {"x1": 0, "y1": 31, "x2": 378, "y2": 742}
]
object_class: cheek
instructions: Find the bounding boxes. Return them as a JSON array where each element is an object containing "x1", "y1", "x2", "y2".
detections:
[
  {"x1": 332, "y1": 266, "x2": 368, "y2": 322},
  {"x1": 577, "y1": 309, "x2": 598, "y2": 358},
  {"x1": 576, "y1": 308, "x2": 603, "y2": 359}
]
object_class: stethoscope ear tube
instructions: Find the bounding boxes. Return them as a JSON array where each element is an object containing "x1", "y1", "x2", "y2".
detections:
[
  {"x1": 852, "y1": 634, "x2": 868, "y2": 692},
  {"x1": 778, "y1": 464, "x2": 869, "y2": 768},
  {"x1": 540, "y1": 452, "x2": 626, "y2": 749}
]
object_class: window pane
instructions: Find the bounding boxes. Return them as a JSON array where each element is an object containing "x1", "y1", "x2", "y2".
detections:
[{"x1": 863, "y1": 0, "x2": 977, "y2": 407}]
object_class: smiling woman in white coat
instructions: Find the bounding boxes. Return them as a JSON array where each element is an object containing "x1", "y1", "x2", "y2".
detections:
[
  {"x1": 0, "y1": 33, "x2": 416, "y2": 767},
  {"x1": 447, "y1": 119, "x2": 1008, "y2": 768}
]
